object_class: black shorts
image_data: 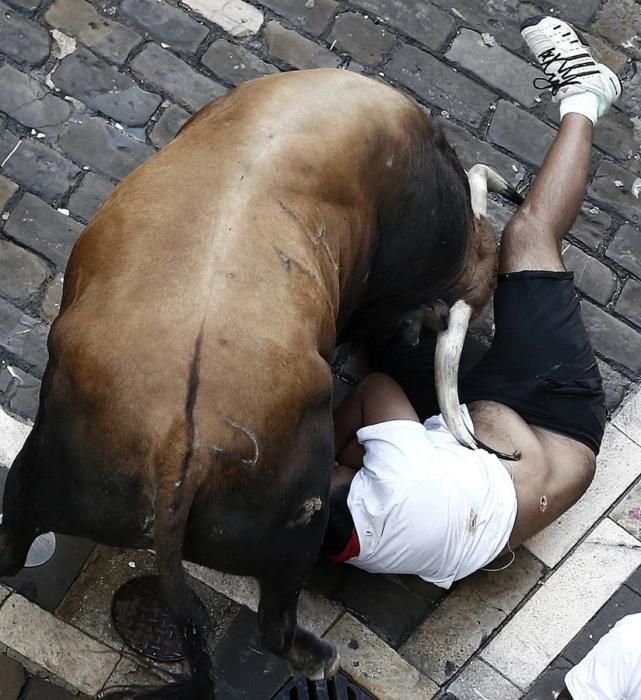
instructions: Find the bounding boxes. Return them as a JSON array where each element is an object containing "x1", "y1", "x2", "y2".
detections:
[{"x1": 460, "y1": 271, "x2": 606, "y2": 455}]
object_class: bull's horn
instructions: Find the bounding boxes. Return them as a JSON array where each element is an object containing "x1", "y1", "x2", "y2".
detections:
[
  {"x1": 435, "y1": 299, "x2": 522, "y2": 461},
  {"x1": 467, "y1": 164, "x2": 523, "y2": 218},
  {"x1": 435, "y1": 299, "x2": 477, "y2": 449}
]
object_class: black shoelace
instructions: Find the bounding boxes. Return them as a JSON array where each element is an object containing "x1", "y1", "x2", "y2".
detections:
[{"x1": 534, "y1": 47, "x2": 600, "y2": 95}]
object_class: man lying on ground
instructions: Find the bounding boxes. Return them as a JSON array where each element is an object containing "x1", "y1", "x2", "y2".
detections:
[{"x1": 322, "y1": 16, "x2": 622, "y2": 587}]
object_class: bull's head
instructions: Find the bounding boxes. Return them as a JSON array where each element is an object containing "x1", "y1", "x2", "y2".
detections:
[{"x1": 435, "y1": 164, "x2": 523, "y2": 459}]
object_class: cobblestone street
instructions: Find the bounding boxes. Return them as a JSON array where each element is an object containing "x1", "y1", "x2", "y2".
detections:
[{"x1": 1, "y1": 0, "x2": 641, "y2": 697}]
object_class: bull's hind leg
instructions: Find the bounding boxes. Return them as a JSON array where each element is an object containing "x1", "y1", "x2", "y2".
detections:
[
  {"x1": 0, "y1": 438, "x2": 42, "y2": 576},
  {"x1": 258, "y1": 578, "x2": 339, "y2": 680}
]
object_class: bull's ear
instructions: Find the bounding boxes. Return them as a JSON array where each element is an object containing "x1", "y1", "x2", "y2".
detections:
[
  {"x1": 398, "y1": 310, "x2": 424, "y2": 347},
  {"x1": 398, "y1": 300, "x2": 449, "y2": 347}
]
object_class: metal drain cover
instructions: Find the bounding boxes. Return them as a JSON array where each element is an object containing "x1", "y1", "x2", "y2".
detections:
[
  {"x1": 111, "y1": 575, "x2": 210, "y2": 662},
  {"x1": 272, "y1": 670, "x2": 377, "y2": 699}
]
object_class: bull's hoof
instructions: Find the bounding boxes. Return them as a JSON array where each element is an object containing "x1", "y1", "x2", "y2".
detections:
[{"x1": 303, "y1": 641, "x2": 339, "y2": 681}]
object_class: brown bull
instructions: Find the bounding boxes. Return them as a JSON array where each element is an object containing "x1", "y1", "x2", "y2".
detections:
[{"x1": 0, "y1": 69, "x2": 517, "y2": 698}]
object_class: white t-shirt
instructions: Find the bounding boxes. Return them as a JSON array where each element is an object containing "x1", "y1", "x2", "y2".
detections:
[
  {"x1": 346, "y1": 406, "x2": 518, "y2": 588},
  {"x1": 565, "y1": 613, "x2": 641, "y2": 699}
]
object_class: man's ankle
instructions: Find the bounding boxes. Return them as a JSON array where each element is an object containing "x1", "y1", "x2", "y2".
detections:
[{"x1": 559, "y1": 91, "x2": 600, "y2": 125}]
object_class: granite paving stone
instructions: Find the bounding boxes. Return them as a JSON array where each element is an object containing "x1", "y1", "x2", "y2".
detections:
[
  {"x1": 67, "y1": 171, "x2": 114, "y2": 223},
  {"x1": 328, "y1": 13, "x2": 396, "y2": 67},
  {"x1": 0, "y1": 300, "x2": 49, "y2": 376},
  {"x1": 0, "y1": 65, "x2": 72, "y2": 130},
  {"x1": 5, "y1": 0, "x2": 41, "y2": 10},
  {"x1": 131, "y1": 43, "x2": 226, "y2": 112},
  {"x1": 488, "y1": 101, "x2": 557, "y2": 167},
  {"x1": 0, "y1": 129, "x2": 20, "y2": 165},
  {"x1": 258, "y1": 0, "x2": 338, "y2": 36},
  {"x1": 593, "y1": 0, "x2": 641, "y2": 59},
  {"x1": 561, "y1": 584, "x2": 641, "y2": 665},
  {"x1": 21, "y1": 677, "x2": 88, "y2": 699},
  {"x1": 53, "y1": 49, "x2": 161, "y2": 127},
  {"x1": 201, "y1": 39, "x2": 279, "y2": 87},
  {"x1": 44, "y1": 0, "x2": 141, "y2": 65},
  {"x1": 0, "y1": 655, "x2": 27, "y2": 700},
  {"x1": 617, "y1": 66, "x2": 641, "y2": 118},
  {"x1": 616, "y1": 278, "x2": 641, "y2": 328},
  {"x1": 0, "y1": 240, "x2": 49, "y2": 302},
  {"x1": 0, "y1": 3, "x2": 50, "y2": 66},
  {"x1": 58, "y1": 117, "x2": 155, "y2": 181},
  {"x1": 522, "y1": 657, "x2": 573, "y2": 700},
  {"x1": 349, "y1": 0, "x2": 455, "y2": 52},
  {"x1": 334, "y1": 567, "x2": 431, "y2": 648},
  {"x1": 0, "y1": 364, "x2": 40, "y2": 421},
  {"x1": 543, "y1": 0, "x2": 602, "y2": 26},
  {"x1": 562, "y1": 243, "x2": 618, "y2": 305},
  {"x1": 0, "y1": 407, "x2": 30, "y2": 468},
  {"x1": 149, "y1": 104, "x2": 191, "y2": 149},
  {"x1": 5, "y1": 193, "x2": 84, "y2": 270},
  {"x1": 119, "y1": 0, "x2": 209, "y2": 54},
  {"x1": 40, "y1": 273, "x2": 64, "y2": 322},
  {"x1": 264, "y1": 22, "x2": 340, "y2": 70},
  {"x1": 613, "y1": 386, "x2": 641, "y2": 445},
  {"x1": 430, "y1": 0, "x2": 539, "y2": 54},
  {"x1": 1, "y1": 140, "x2": 80, "y2": 204},
  {"x1": 611, "y1": 478, "x2": 641, "y2": 540},
  {"x1": 0, "y1": 176, "x2": 19, "y2": 212},
  {"x1": 385, "y1": 45, "x2": 496, "y2": 128},
  {"x1": 588, "y1": 160, "x2": 641, "y2": 223},
  {"x1": 598, "y1": 359, "x2": 633, "y2": 412},
  {"x1": 324, "y1": 614, "x2": 438, "y2": 699},
  {"x1": 103, "y1": 656, "x2": 166, "y2": 693},
  {"x1": 627, "y1": 565, "x2": 641, "y2": 596},
  {"x1": 446, "y1": 29, "x2": 542, "y2": 107},
  {"x1": 607, "y1": 223, "x2": 641, "y2": 278},
  {"x1": 482, "y1": 520, "x2": 641, "y2": 690},
  {"x1": 401, "y1": 551, "x2": 544, "y2": 685},
  {"x1": 181, "y1": 0, "x2": 263, "y2": 38},
  {"x1": 570, "y1": 207, "x2": 613, "y2": 251},
  {"x1": 445, "y1": 658, "x2": 521, "y2": 699},
  {"x1": 0, "y1": 594, "x2": 119, "y2": 695}
]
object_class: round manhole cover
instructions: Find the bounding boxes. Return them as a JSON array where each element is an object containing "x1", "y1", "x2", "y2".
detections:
[{"x1": 111, "y1": 575, "x2": 210, "y2": 661}]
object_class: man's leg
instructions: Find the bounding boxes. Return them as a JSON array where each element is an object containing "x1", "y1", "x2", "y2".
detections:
[{"x1": 499, "y1": 114, "x2": 592, "y2": 273}]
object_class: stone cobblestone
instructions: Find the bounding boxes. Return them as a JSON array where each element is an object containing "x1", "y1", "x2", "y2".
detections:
[
  {"x1": 2, "y1": 0, "x2": 641, "y2": 697},
  {"x1": 562, "y1": 243, "x2": 619, "y2": 305},
  {"x1": 45, "y1": 0, "x2": 141, "y2": 65},
  {"x1": 53, "y1": 49, "x2": 162, "y2": 127},
  {"x1": 607, "y1": 223, "x2": 641, "y2": 278},
  {"x1": 0, "y1": 65, "x2": 72, "y2": 130},
  {"x1": 259, "y1": 0, "x2": 338, "y2": 36},
  {"x1": 201, "y1": 39, "x2": 279, "y2": 86},
  {"x1": 149, "y1": 104, "x2": 191, "y2": 149},
  {"x1": 67, "y1": 171, "x2": 114, "y2": 222},
  {"x1": 264, "y1": 21, "x2": 340, "y2": 70},
  {"x1": 182, "y1": 0, "x2": 264, "y2": 38},
  {"x1": 132, "y1": 43, "x2": 226, "y2": 111},
  {"x1": 616, "y1": 278, "x2": 641, "y2": 328},
  {"x1": 593, "y1": 0, "x2": 641, "y2": 59},
  {"x1": 386, "y1": 45, "x2": 496, "y2": 128},
  {"x1": 0, "y1": 176, "x2": 19, "y2": 212},
  {"x1": 350, "y1": 0, "x2": 455, "y2": 52},
  {"x1": 1, "y1": 139, "x2": 80, "y2": 204},
  {"x1": 58, "y1": 116, "x2": 155, "y2": 181},
  {"x1": 0, "y1": 2, "x2": 50, "y2": 65},
  {"x1": 5, "y1": 192, "x2": 84, "y2": 269},
  {"x1": 588, "y1": 160, "x2": 641, "y2": 223},
  {"x1": 488, "y1": 100, "x2": 557, "y2": 167},
  {"x1": 328, "y1": 13, "x2": 396, "y2": 67},
  {"x1": 120, "y1": 0, "x2": 209, "y2": 55},
  {"x1": 445, "y1": 29, "x2": 541, "y2": 107}
]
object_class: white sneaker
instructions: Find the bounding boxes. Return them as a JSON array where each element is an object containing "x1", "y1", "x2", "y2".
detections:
[{"x1": 521, "y1": 16, "x2": 622, "y2": 117}]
